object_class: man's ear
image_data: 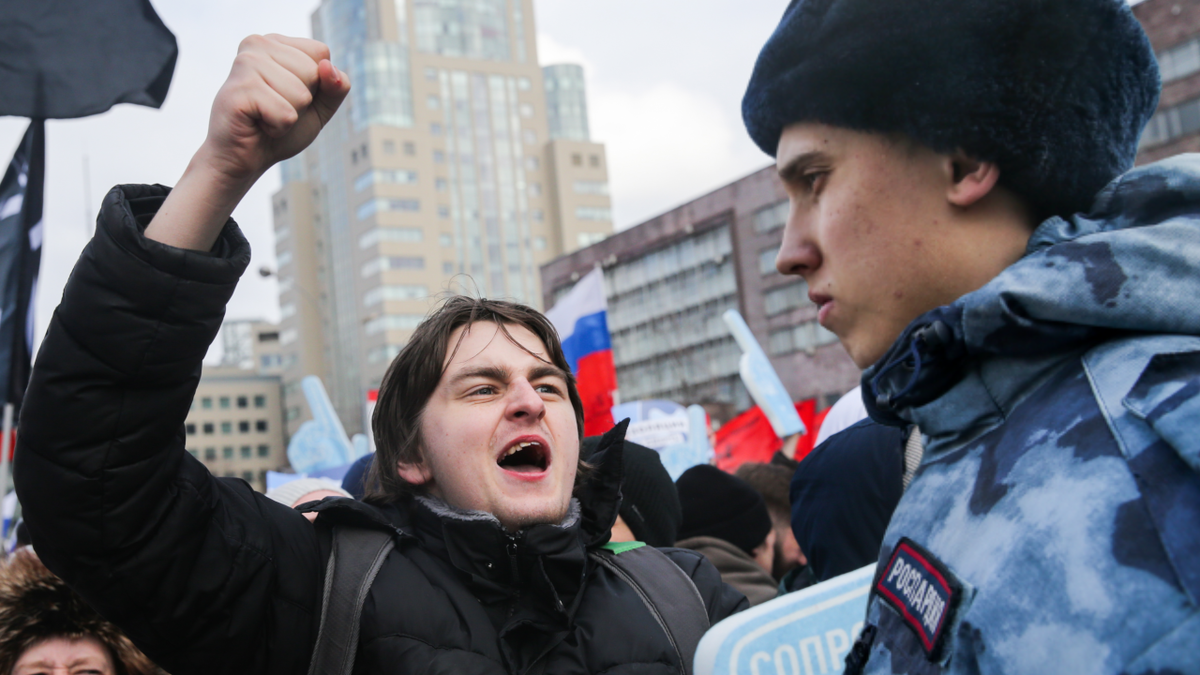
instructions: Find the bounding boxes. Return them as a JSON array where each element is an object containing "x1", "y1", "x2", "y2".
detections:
[
  {"x1": 396, "y1": 460, "x2": 433, "y2": 486},
  {"x1": 945, "y1": 152, "x2": 1001, "y2": 208}
]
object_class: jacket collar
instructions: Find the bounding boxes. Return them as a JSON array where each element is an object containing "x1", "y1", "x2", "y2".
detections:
[{"x1": 863, "y1": 157, "x2": 1200, "y2": 445}]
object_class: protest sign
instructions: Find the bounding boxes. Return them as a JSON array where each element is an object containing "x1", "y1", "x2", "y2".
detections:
[
  {"x1": 695, "y1": 565, "x2": 873, "y2": 675},
  {"x1": 723, "y1": 310, "x2": 805, "y2": 439}
]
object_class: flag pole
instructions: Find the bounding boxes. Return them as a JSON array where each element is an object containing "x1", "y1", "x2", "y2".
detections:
[{"x1": 0, "y1": 402, "x2": 13, "y2": 543}]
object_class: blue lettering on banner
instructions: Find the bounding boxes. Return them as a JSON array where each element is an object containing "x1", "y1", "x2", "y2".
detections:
[{"x1": 873, "y1": 538, "x2": 959, "y2": 659}]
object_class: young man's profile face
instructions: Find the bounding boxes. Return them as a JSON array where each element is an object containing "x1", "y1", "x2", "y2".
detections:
[
  {"x1": 774, "y1": 122, "x2": 1021, "y2": 368},
  {"x1": 401, "y1": 321, "x2": 581, "y2": 531}
]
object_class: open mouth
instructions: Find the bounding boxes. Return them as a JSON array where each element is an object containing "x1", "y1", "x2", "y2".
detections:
[{"x1": 498, "y1": 440, "x2": 549, "y2": 473}]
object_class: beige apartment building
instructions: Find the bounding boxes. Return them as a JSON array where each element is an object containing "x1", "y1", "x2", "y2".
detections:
[
  {"x1": 272, "y1": 0, "x2": 612, "y2": 436},
  {"x1": 184, "y1": 322, "x2": 288, "y2": 492}
]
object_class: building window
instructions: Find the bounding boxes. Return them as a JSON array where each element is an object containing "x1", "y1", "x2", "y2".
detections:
[
  {"x1": 768, "y1": 321, "x2": 839, "y2": 356},
  {"x1": 589, "y1": 155, "x2": 600, "y2": 168},
  {"x1": 368, "y1": 344, "x2": 405, "y2": 364},
  {"x1": 759, "y1": 246, "x2": 780, "y2": 275},
  {"x1": 364, "y1": 284, "x2": 429, "y2": 306},
  {"x1": 533, "y1": 236, "x2": 547, "y2": 251},
  {"x1": 525, "y1": 156, "x2": 539, "y2": 170},
  {"x1": 571, "y1": 153, "x2": 582, "y2": 167},
  {"x1": 1140, "y1": 95, "x2": 1200, "y2": 150},
  {"x1": 443, "y1": 261, "x2": 454, "y2": 275},
  {"x1": 361, "y1": 256, "x2": 426, "y2": 277},
  {"x1": 365, "y1": 315, "x2": 427, "y2": 335},
  {"x1": 359, "y1": 227, "x2": 424, "y2": 249},
  {"x1": 383, "y1": 140, "x2": 396, "y2": 155},
  {"x1": 201, "y1": 397, "x2": 212, "y2": 409},
  {"x1": 764, "y1": 281, "x2": 811, "y2": 315},
  {"x1": 576, "y1": 206, "x2": 611, "y2": 221},
  {"x1": 573, "y1": 180, "x2": 609, "y2": 195},
  {"x1": 186, "y1": 423, "x2": 196, "y2": 435},
  {"x1": 242, "y1": 471, "x2": 254, "y2": 483},
  {"x1": 528, "y1": 182, "x2": 542, "y2": 197},
  {"x1": 354, "y1": 169, "x2": 418, "y2": 192},
  {"x1": 221, "y1": 422, "x2": 232, "y2": 434},
  {"x1": 424, "y1": 66, "x2": 438, "y2": 81},
  {"x1": 223, "y1": 446, "x2": 234, "y2": 459},
  {"x1": 753, "y1": 200, "x2": 789, "y2": 233},
  {"x1": 531, "y1": 209, "x2": 544, "y2": 222},
  {"x1": 258, "y1": 444, "x2": 271, "y2": 457},
  {"x1": 430, "y1": 123, "x2": 443, "y2": 136},
  {"x1": 427, "y1": 95, "x2": 440, "y2": 110},
  {"x1": 357, "y1": 198, "x2": 420, "y2": 220},
  {"x1": 435, "y1": 178, "x2": 448, "y2": 192},
  {"x1": 522, "y1": 129, "x2": 537, "y2": 144},
  {"x1": 254, "y1": 395, "x2": 267, "y2": 408},
  {"x1": 237, "y1": 396, "x2": 248, "y2": 408},
  {"x1": 219, "y1": 396, "x2": 230, "y2": 409},
  {"x1": 519, "y1": 103, "x2": 533, "y2": 118},
  {"x1": 439, "y1": 233, "x2": 453, "y2": 247},
  {"x1": 1159, "y1": 37, "x2": 1200, "y2": 83},
  {"x1": 187, "y1": 448, "x2": 199, "y2": 458},
  {"x1": 403, "y1": 141, "x2": 416, "y2": 156},
  {"x1": 256, "y1": 420, "x2": 268, "y2": 432},
  {"x1": 238, "y1": 421, "x2": 250, "y2": 433},
  {"x1": 240, "y1": 446, "x2": 252, "y2": 459},
  {"x1": 203, "y1": 422, "x2": 214, "y2": 435},
  {"x1": 517, "y1": 77, "x2": 531, "y2": 91},
  {"x1": 433, "y1": 150, "x2": 445, "y2": 163},
  {"x1": 438, "y1": 205, "x2": 450, "y2": 218},
  {"x1": 205, "y1": 448, "x2": 217, "y2": 461}
]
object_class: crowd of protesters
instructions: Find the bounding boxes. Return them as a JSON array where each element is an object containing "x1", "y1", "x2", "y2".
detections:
[{"x1": 4, "y1": 0, "x2": 1198, "y2": 673}]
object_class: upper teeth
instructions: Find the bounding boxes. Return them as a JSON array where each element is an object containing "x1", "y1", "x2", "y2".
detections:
[{"x1": 507, "y1": 441, "x2": 540, "y2": 456}]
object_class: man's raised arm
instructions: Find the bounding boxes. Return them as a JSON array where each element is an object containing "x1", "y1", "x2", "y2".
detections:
[
  {"x1": 147, "y1": 34, "x2": 349, "y2": 251},
  {"x1": 13, "y1": 35, "x2": 349, "y2": 675}
]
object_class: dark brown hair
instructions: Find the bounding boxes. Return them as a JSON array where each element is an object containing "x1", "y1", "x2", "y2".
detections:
[{"x1": 365, "y1": 296, "x2": 586, "y2": 503}]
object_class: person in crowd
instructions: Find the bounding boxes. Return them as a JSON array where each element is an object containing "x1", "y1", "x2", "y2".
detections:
[
  {"x1": 340, "y1": 452, "x2": 374, "y2": 499},
  {"x1": 733, "y1": 462, "x2": 812, "y2": 591},
  {"x1": 789, "y1": 420, "x2": 907, "y2": 583},
  {"x1": 266, "y1": 477, "x2": 352, "y2": 522},
  {"x1": 812, "y1": 386, "x2": 868, "y2": 448},
  {"x1": 13, "y1": 34, "x2": 745, "y2": 675},
  {"x1": 581, "y1": 437, "x2": 682, "y2": 548},
  {"x1": 0, "y1": 549, "x2": 164, "y2": 675},
  {"x1": 675, "y1": 464, "x2": 779, "y2": 606},
  {"x1": 745, "y1": 0, "x2": 1198, "y2": 670}
]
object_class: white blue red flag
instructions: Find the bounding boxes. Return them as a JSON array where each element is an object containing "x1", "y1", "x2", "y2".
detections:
[{"x1": 545, "y1": 266, "x2": 617, "y2": 436}]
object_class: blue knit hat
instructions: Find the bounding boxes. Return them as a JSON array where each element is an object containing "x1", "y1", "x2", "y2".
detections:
[{"x1": 742, "y1": 0, "x2": 1160, "y2": 219}]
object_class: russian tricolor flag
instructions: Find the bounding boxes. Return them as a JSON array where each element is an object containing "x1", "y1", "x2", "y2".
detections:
[{"x1": 546, "y1": 266, "x2": 618, "y2": 436}]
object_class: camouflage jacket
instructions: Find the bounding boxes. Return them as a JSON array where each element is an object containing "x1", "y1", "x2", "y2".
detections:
[{"x1": 853, "y1": 156, "x2": 1200, "y2": 675}]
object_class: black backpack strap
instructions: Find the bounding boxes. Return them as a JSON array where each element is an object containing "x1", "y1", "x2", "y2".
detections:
[
  {"x1": 307, "y1": 525, "x2": 395, "y2": 675},
  {"x1": 590, "y1": 545, "x2": 710, "y2": 675}
]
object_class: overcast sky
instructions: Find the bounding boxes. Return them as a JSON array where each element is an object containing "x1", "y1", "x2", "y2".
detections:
[{"x1": 0, "y1": 0, "x2": 786, "y2": 355}]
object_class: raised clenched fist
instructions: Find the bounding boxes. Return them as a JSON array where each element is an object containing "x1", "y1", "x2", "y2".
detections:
[
  {"x1": 198, "y1": 34, "x2": 350, "y2": 185},
  {"x1": 144, "y1": 34, "x2": 350, "y2": 251}
]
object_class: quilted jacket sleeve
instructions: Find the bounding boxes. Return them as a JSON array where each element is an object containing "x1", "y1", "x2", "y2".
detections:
[
  {"x1": 14, "y1": 185, "x2": 324, "y2": 675},
  {"x1": 663, "y1": 547, "x2": 750, "y2": 623}
]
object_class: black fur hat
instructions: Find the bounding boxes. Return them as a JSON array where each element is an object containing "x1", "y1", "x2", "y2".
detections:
[
  {"x1": 0, "y1": 550, "x2": 164, "y2": 675},
  {"x1": 742, "y1": 0, "x2": 1160, "y2": 219}
]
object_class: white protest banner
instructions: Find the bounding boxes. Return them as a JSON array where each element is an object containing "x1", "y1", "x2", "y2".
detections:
[{"x1": 695, "y1": 565, "x2": 874, "y2": 675}]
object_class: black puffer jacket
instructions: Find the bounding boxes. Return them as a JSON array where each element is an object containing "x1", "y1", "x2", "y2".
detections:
[{"x1": 14, "y1": 185, "x2": 747, "y2": 675}]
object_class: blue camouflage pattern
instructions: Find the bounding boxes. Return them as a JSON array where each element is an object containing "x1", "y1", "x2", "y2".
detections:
[{"x1": 857, "y1": 155, "x2": 1200, "y2": 674}]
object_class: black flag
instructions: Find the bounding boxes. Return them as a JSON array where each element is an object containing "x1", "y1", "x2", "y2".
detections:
[
  {"x1": 0, "y1": 121, "x2": 45, "y2": 412},
  {"x1": 0, "y1": 0, "x2": 176, "y2": 119}
]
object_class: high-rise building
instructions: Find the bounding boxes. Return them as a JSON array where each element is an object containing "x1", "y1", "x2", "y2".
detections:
[
  {"x1": 273, "y1": 0, "x2": 613, "y2": 435},
  {"x1": 541, "y1": 166, "x2": 861, "y2": 425},
  {"x1": 1135, "y1": 0, "x2": 1200, "y2": 162}
]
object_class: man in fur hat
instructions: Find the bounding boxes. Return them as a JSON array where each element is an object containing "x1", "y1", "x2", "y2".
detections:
[
  {"x1": 0, "y1": 550, "x2": 163, "y2": 675},
  {"x1": 743, "y1": 0, "x2": 1198, "y2": 672}
]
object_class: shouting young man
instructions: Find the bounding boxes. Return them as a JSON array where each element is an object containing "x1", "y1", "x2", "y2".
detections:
[
  {"x1": 744, "y1": 0, "x2": 1198, "y2": 672},
  {"x1": 13, "y1": 34, "x2": 744, "y2": 675}
]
